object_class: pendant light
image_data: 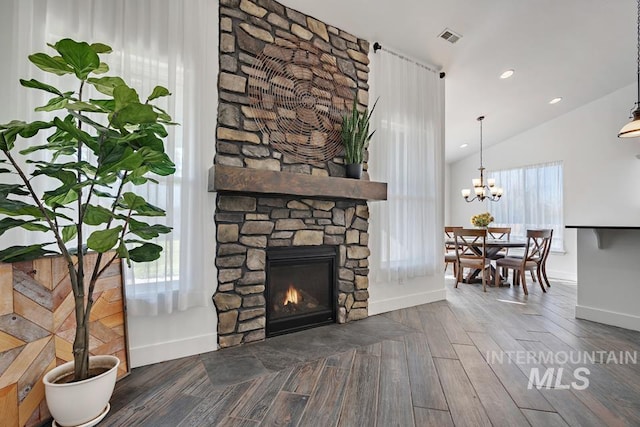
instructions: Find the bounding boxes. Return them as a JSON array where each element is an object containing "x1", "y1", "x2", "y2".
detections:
[
  {"x1": 619, "y1": 0, "x2": 640, "y2": 138},
  {"x1": 461, "y1": 116, "x2": 503, "y2": 202}
]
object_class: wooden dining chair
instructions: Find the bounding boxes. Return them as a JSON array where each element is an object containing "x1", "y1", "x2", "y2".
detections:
[
  {"x1": 444, "y1": 226, "x2": 462, "y2": 277},
  {"x1": 487, "y1": 227, "x2": 511, "y2": 258},
  {"x1": 487, "y1": 226, "x2": 512, "y2": 279},
  {"x1": 494, "y1": 229, "x2": 552, "y2": 295},
  {"x1": 454, "y1": 228, "x2": 491, "y2": 292},
  {"x1": 539, "y1": 228, "x2": 554, "y2": 288}
]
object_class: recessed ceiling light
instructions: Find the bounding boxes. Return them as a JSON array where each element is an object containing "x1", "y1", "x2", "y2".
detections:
[
  {"x1": 460, "y1": 143, "x2": 468, "y2": 148},
  {"x1": 549, "y1": 97, "x2": 563, "y2": 104},
  {"x1": 500, "y1": 69, "x2": 514, "y2": 79}
]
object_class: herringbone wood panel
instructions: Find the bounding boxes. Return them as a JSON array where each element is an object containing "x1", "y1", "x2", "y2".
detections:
[{"x1": 0, "y1": 253, "x2": 128, "y2": 427}]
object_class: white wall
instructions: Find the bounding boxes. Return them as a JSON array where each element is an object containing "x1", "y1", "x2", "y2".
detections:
[
  {"x1": 448, "y1": 84, "x2": 640, "y2": 281},
  {"x1": 575, "y1": 228, "x2": 640, "y2": 331}
]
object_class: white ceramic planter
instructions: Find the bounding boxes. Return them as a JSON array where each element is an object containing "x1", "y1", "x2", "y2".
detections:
[{"x1": 43, "y1": 355, "x2": 119, "y2": 427}]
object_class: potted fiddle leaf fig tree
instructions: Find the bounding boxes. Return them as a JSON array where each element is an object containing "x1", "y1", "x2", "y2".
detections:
[
  {"x1": 0, "y1": 38, "x2": 176, "y2": 426},
  {"x1": 341, "y1": 94, "x2": 377, "y2": 179}
]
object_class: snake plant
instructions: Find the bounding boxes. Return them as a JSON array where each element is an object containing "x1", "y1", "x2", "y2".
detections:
[{"x1": 341, "y1": 95, "x2": 377, "y2": 164}]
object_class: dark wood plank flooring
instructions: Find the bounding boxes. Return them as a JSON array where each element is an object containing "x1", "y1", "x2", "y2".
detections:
[{"x1": 97, "y1": 277, "x2": 640, "y2": 426}]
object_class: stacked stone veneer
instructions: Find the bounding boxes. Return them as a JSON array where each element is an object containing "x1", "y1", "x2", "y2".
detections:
[
  {"x1": 213, "y1": 195, "x2": 370, "y2": 348},
  {"x1": 217, "y1": 0, "x2": 371, "y2": 176},
  {"x1": 214, "y1": 0, "x2": 373, "y2": 348}
]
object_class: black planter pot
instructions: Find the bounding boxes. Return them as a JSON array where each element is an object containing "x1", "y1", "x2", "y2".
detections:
[{"x1": 345, "y1": 163, "x2": 363, "y2": 179}]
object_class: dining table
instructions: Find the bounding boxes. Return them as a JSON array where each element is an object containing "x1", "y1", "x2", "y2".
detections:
[{"x1": 446, "y1": 237, "x2": 528, "y2": 285}]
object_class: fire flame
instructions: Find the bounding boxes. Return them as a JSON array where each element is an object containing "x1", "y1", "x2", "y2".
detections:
[{"x1": 284, "y1": 285, "x2": 300, "y2": 305}]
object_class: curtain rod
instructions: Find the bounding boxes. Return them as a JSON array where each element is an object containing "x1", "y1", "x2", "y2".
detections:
[{"x1": 372, "y1": 42, "x2": 445, "y2": 78}]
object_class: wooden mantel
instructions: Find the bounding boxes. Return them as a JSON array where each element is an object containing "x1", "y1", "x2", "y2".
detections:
[{"x1": 208, "y1": 165, "x2": 387, "y2": 201}]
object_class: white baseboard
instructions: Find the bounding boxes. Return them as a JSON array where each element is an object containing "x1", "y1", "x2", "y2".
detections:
[
  {"x1": 548, "y1": 269, "x2": 577, "y2": 282},
  {"x1": 369, "y1": 288, "x2": 446, "y2": 316},
  {"x1": 129, "y1": 333, "x2": 218, "y2": 368},
  {"x1": 575, "y1": 304, "x2": 640, "y2": 332}
]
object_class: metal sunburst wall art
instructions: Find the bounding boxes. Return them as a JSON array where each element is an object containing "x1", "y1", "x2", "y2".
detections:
[{"x1": 248, "y1": 42, "x2": 356, "y2": 165}]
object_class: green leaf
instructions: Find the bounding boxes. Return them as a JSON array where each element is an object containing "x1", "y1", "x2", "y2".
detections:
[
  {"x1": 0, "y1": 184, "x2": 29, "y2": 197},
  {"x1": 22, "y1": 223, "x2": 50, "y2": 232},
  {"x1": 83, "y1": 204, "x2": 113, "y2": 225},
  {"x1": 19, "y1": 121, "x2": 56, "y2": 138},
  {"x1": 53, "y1": 38, "x2": 100, "y2": 80},
  {"x1": 90, "y1": 43, "x2": 113, "y2": 54},
  {"x1": 99, "y1": 144, "x2": 143, "y2": 174},
  {"x1": 62, "y1": 225, "x2": 78, "y2": 243},
  {"x1": 0, "y1": 218, "x2": 48, "y2": 236},
  {"x1": 117, "y1": 242, "x2": 131, "y2": 268},
  {"x1": 0, "y1": 218, "x2": 27, "y2": 235},
  {"x1": 67, "y1": 110, "x2": 115, "y2": 136},
  {"x1": 43, "y1": 186, "x2": 79, "y2": 208},
  {"x1": 92, "y1": 189, "x2": 116, "y2": 198},
  {"x1": 0, "y1": 121, "x2": 55, "y2": 148},
  {"x1": 87, "y1": 226, "x2": 122, "y2": 252},
  {"x1": 87, "y1": 76, "x2": 126, "y2": 96},
  {"x1": 151, "y1": 105, "x2": 173, "y2": 123},
  {"x1": 0, "y1": 133, "x2": 11, "y2": 151},
  {"x1": 122, "y1": 192, "x2": 147, "y2": 210},
  {"x1": 19, "y1": 79, "x2": 63, "y2": 96},
  {"x1": 0, "y1": 197, "x2": 45, "y2": 218},
  {"x1": 112, "y1": 103, "x2": 158, "y2": 128},
  {"x1": 66, "y1": 101, "x2": 104, "y2": 113},
  {"x1": 139, "y1": 147, "x2": 176, "y2": 176},
  {"x1": 144, "y1": 123, "x2": 169, "y2": 138},
  {"x1": 132, "y1": 202, "x2": 166, "y2": 217},
  {"x1": 28, "y1": 53, "x2": 73, "y2": 76},
  {"x1": 128, "y1": 219, "x2": 172, "y2": 239},
  {"x1": 0, "y1": 244, "x2": 58, "y2": 263},
  {"x1": 127, "y1": 132, "x2": 165, "y2": 152},
  {"x1": 53, "y1": 116, "x2": 98, "y2": 151},
  {"x1": 113, "y1": 85, "x2": 140, "y2": 111},
  {"x1": 92, "y1": 62, "x2": 109, "y2": 74},
  {"x1": 89, "y1": 99, "x2": 115, "y2": 112},
  {"x1": 147, "y1": 86, "x2": 171, "y2": 101},
  {"x1": 35, "y1": 96, "x2": 69, "y2": 112},
  {"x1": 128, "y1": 242, "x2": 163, "y2": 263},
  {"x1": 32, "y1": 166, "x2": 77, "y2": 185}
]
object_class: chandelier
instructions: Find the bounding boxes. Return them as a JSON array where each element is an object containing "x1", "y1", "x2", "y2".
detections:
[
  {"x1": 461, "y1": 116, "x2": 503, "y2": 202},
  {"x1": 619, "y1": 0, "x2": 640, "y2": 137}
]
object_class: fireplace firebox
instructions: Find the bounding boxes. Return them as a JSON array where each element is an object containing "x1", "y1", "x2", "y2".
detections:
[{"x1": 265, "y1": 246, "x2": 337, "y2": 337}]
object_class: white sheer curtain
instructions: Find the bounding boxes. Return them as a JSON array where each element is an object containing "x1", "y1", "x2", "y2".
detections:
[
  {"x1": 368, "y1": 49, "x2": 444, "y2": 283},
  {"x1": 488, "y1": 161, "x2": 564, "y2": 251},
  {"x1": 1, "y1": 0, "x2": 216, "y2": 315}
]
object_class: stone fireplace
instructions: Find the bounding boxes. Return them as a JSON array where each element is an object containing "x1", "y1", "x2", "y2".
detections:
[
  {"x1": 211, "y1": 194, "x2": 378, "y2": 348},
  {"x1": 210, "y1": 0, "x2": 386, "y2": 349}
]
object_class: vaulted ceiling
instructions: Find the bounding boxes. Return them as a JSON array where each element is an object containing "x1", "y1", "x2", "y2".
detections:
[{"x1": 279, "y1": 0, "x2": 636, "y2": 162}]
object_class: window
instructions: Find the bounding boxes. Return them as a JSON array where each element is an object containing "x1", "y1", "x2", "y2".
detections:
[{"x1": 488, "y1": 161, "x2": 564, "y2": 251}]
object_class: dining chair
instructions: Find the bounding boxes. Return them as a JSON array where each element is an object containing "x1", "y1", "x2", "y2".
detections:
[
  {"x1": 539, "y1": 228, "x2": 554, "y2": 288},
  {"x1": 454, "y1": 228, "x2": 491, "y2": 292},
  {"x1": 487, "y1": 227, "x2": 511, "y2": 258},
  {"x1": 444, "y1": 226, "x2": 462, "y2": 277},
  {"x1": 494, "y1": 229, "x2": 552, "y2": 295},
  {"x1": 487, "y1": 226, "x2": 512, "y2": 279}
]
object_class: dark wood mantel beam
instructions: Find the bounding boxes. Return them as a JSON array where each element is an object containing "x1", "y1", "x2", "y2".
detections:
[{"x1": 208, "y1": 165, "x2": 387, "y2": 201}]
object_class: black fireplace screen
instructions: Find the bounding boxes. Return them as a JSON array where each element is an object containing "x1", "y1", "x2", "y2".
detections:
[{"x1": 266, "y1": 246, "x2": 337, "y2": 337}]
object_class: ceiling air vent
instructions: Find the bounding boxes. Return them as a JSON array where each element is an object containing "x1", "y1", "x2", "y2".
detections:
[{"x1": 439, "y1": 28, "x2": 462, "y2": 44}]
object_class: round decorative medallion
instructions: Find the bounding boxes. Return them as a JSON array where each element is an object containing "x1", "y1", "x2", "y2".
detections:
[{"x1": 248, "y1": 42, "x2": 356, "y2": 164}]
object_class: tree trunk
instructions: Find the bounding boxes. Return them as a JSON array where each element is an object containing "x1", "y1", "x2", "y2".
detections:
[{"x1": 68, "y1": 264, "x2": 89, "y2": 381}]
